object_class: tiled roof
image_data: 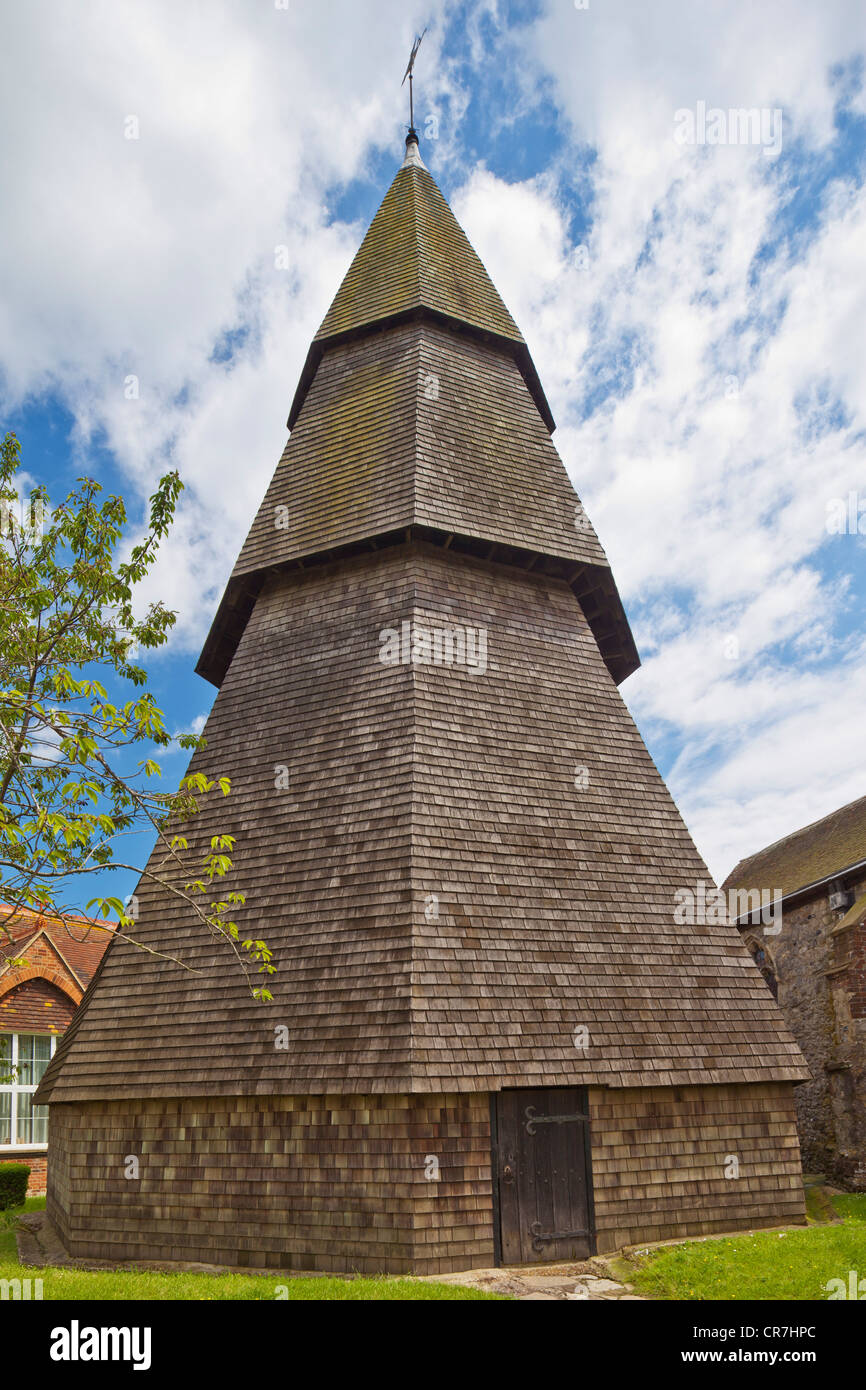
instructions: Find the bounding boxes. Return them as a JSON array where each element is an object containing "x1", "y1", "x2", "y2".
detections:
[
  {"x1": 0, "y1": 907, "x2": 114, "y2": 988},
  {"x1": 722, "y1": 793, "x2": 866, "y2": 900}
]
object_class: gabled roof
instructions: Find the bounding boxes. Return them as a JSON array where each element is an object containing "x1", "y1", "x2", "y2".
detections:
[
  {"x1": 0, "y1": 907, "x2": 114, "y2": 988},
  {"x1": 722, "y1": 793, "x2": 866, "y2": 902}
]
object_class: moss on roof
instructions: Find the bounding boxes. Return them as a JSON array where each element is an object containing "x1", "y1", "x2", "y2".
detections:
[
  {"x1": 722, "y1": 793, "x2": 866, "y2": 899},
  {"x1": 316, "y1": 162, "x2": 523, "y2": 344}
]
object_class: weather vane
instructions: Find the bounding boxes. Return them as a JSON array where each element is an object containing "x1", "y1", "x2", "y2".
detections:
[{"x1": 401, "y1": 28, "x2": 427, "y2": 138}]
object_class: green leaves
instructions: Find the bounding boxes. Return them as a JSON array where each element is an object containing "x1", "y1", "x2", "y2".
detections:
[
  {"x1": 0, "y1": 432, "x2": 267, "y2": 997},
  {"x1": 87, "y1": 895, "x2": 126, "y2": 919}
]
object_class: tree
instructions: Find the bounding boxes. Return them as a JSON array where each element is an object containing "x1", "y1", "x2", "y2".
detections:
[{"x1": 0, "y1": 431, "x2": 273, "y2": 999}]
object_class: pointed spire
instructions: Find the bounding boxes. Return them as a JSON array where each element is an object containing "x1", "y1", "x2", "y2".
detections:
[
  {"x1": 196, "y1": 139, "x2": 642, "y2": 691},
  {"x1": 312, "y1": 152, "x2": 523, "y2": 347},
  {"x1": 401, "y1": 129, "x2": 426, "y2": 170},
  {"x1": 287, "y1": 146, "x2": 556, "y2": 434}
]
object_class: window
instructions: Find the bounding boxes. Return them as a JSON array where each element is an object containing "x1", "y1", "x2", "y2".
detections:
[
  {"x1": 744, "y1": 938, "x2": 779, "y2": 1000},
  {"x1": 0, "y1": 1034, "x2": 56, "y2": 1148}
]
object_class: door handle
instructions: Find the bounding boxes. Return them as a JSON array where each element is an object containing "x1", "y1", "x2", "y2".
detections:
[{"x1": 502, "y1": 1163, "x2": 515, "y2": 1185}]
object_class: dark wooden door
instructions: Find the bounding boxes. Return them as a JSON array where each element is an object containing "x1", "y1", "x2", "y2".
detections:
[{"x1": 493, "y1": 1088, "x2": 594, "y2": 1265}]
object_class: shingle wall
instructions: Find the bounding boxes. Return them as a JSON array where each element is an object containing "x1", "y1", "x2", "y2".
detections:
[
  {"x1": 44, "y1": 1082, "x2": 804, "y2": 1273},
  {"x1": 589, "y1": 1082, "x2": 805, "y2": 1252},
  {"x1": 46, "y1": 1093, "x2": 494, "y2": 1276}
]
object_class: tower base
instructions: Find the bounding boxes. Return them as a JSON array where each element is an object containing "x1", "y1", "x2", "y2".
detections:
[{"x1": 46, "y1": 1082, "x2": 804, "y2": 1275}]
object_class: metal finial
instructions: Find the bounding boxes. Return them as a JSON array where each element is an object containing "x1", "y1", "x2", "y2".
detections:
[{"x1": 401, "y1": 28, "x2": 427, "y2": 140}]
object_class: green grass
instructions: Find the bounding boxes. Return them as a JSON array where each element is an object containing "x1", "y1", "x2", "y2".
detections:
[
  {"x1": 0, "y1": 1199, "x2": 504, "y2": 1301},
  {"x1": 628, "y1": 1195, "x2": 866, "y2": 1301},
  {"x1": 9, "y1": 1192, "x2": 865, "y2": 1301}
]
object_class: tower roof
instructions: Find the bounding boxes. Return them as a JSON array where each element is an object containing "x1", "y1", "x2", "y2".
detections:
[
  {"x1": 317, "y1": 140, "x2": 523, "y2": 346},
  {"x1": 36, "y1": 133, "x2": 806, "y2": 1108},
  {"x1": 286, "y1": 137, "x2": 554, "y2": 432},
  {"x1": 197, "y1": 138, "x2": 638, "y2": 688}
]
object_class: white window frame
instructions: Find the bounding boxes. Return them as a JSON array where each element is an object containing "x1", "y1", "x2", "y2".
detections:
[{"x1": 0, "y1": 1032, "x2": 57, "y2": 1151}]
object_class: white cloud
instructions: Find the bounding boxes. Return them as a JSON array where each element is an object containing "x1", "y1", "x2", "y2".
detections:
[
  {"x1": 450, "y1": 0, "x2": 866, "y2": 879},
  {"x1": 2, "y1": 0, "x2": 865, "y2": 883},
  {"x1": 1, "y1": 0, "x2": 444, "y2": 637}
]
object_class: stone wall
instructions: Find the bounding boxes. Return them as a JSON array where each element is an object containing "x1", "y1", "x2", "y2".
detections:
[
  {"x1": 45, "y1": 1081, "x2": 804, "y2": 1273},
  {"x1": 740, "y1": 869, "x2": 866, "y2": 1187}
]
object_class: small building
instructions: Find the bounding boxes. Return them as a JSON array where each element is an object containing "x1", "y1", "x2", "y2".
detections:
[
  {"x1": 36, "y1": 131, "x2": 808, "y2": 1273},
  {"x1": 1, "y1": 909, "x2": 113, "y2": 1193},
  {"x1": 724, "y1": 794, "x2": 866, "y2": 1190}
]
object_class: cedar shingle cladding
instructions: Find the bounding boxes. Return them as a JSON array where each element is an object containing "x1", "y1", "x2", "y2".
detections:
[
  {"x1": 197, "y1": 155, "x2": 636, "y2": 690},
  {"x1": 231, "y1": 323, "x2": 607, "y2": 579},
  {"x1": 44, "y1": 1082, "x2": 803, "y2": 1274},
  {"x1": 39, "y1": 544, "x2": 806, "y2": 1102},
  {"x1": 315, "y1": 161, "x2": 522, "y2": 344}
]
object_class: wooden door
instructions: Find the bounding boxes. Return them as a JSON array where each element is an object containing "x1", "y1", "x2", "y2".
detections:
[{"x1": 492, "y1": 1088, "x2": 595, "y2": 1265}]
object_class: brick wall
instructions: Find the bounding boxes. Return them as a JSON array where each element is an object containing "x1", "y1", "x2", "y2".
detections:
[
  {"x1": 0, "y1": 1153, "x2": 47, "y2": 1195},
  {"x1": 0, "y1": 979, "x2": 77, "y2": 1033},
  {"x1": 46, "y1": 1082, "x2": 804, "y2": 1273},
  {"x1": 0, "y1": 934, "x2": 83, "y2": 1012},
  {"x1": 2, "y1": 981, "x2": 74, "y2": 1196}
]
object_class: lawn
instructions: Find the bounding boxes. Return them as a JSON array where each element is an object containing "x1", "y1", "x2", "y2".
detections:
[
  {"x1": 0, "y1": 1199, "x2": 504, "y2": 1301},
  {"x1": 625, "y1": 1195, "x2": 866, "y2": 1300},
  {"x1": 6, "y1": 1193, "x2": 865, "y2": 1301}
]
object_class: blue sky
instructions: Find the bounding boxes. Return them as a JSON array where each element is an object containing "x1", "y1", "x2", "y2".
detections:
[{"x1": 2, "y1": 0, "x2": 865, "y2": 902}]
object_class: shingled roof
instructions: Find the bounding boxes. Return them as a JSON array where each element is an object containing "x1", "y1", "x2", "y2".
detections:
[
  {"x1": 197, "y1": 140, "x2": 638, "y2": 689},
  {"x1": 316, "y1": 147, "x2": 522, "y2": 345},
  {"x1": 37, "y1": 134, "x2": 807, "y2": 1106},
  {"x1": 722, "y1": 793, "x2": 866, "y2": 903}
]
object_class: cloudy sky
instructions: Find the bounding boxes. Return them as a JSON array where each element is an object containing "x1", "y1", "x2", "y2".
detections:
[{"x1": 2, "y1": 0, "x2": 865, "y2": 890}]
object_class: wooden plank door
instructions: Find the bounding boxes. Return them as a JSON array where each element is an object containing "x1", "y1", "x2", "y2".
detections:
[{"x1": 493, "y1": 1088, "x2": 594, "y2": 1265}]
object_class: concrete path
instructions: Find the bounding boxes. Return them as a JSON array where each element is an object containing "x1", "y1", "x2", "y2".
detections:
[{"x1": 419, "y1": 1257, "x2": 644, "y2": 1300}]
